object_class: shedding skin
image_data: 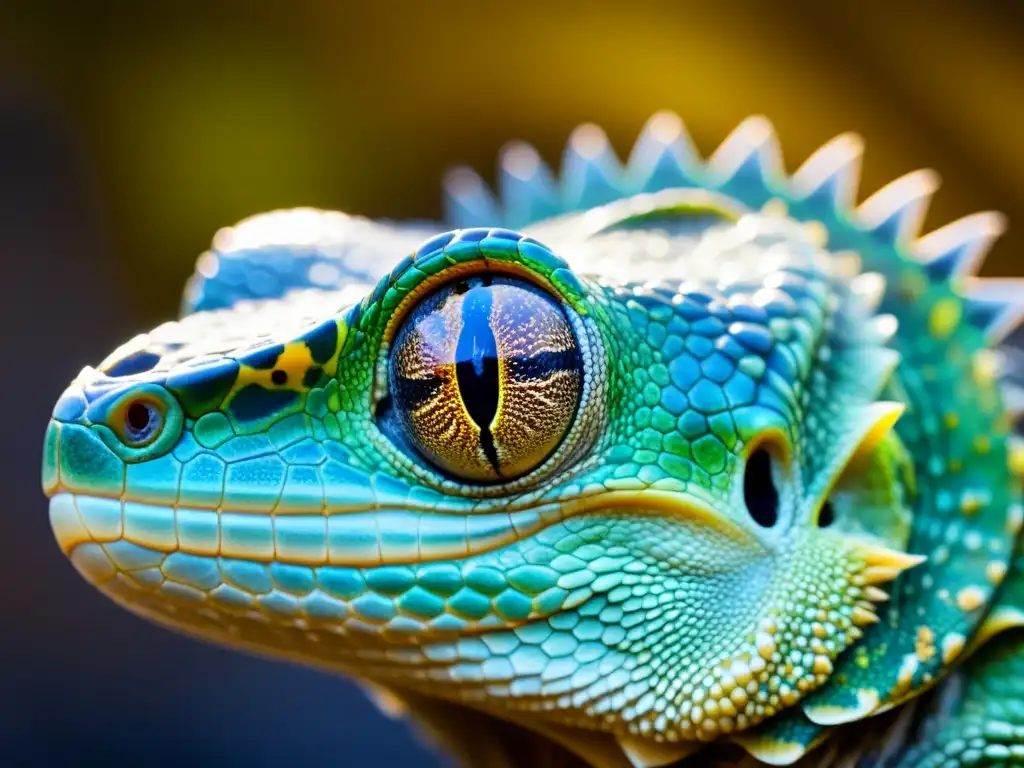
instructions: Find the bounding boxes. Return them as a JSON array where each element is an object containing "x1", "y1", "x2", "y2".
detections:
[{"x1": 42, "y1": 115, "x2": 1023, "y2": 767}]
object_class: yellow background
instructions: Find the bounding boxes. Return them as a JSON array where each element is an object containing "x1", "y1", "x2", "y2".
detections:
[{"x1": 4, "y1": 1, "x2": 1021, "y2": 328}]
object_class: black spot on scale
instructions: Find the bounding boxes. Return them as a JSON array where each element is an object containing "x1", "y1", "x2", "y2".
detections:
[
  {"x1": 271, "y1": 370, "x2": 288, "y2": 385},
  {"x1": 456, "y1": 285, "x2": 501, "y2": 475},
  {"x1": 301, "y1": 320, "x2": 339, "y2": 366},
  {"x1": 302, "y1": 366, "x2": 324, "y2": 388},
  {"x1": 105, "y1": 350, "x2": 162, "y2": 378},
  {"x1": 165, "y1": 358, "x2": 240, "y2": 419},
  {"x1": 240, "y1": 343, "x2": 284, "y2": 370},
  {"x1": 228, "y1": 383, "x2": 300, "y2": 423}
]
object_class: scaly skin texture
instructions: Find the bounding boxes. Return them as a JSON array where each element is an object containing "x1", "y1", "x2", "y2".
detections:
[{"x1": 43, "y1": 114, "x2": 1024, "y2": 767}]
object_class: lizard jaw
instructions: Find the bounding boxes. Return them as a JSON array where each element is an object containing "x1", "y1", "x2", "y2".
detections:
[{"x1": 48, "y1": 489, "x2": 755, "y2": 572}]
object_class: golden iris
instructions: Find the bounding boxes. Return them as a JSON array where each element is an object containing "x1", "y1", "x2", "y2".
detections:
[{"x1": 388, "y1": 275, "x2": 583, "y2": 482}]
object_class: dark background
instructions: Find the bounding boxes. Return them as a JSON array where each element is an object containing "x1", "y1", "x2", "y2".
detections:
[{"x1": 1, "y1": 2, "x2": 1021, "y2": 766}]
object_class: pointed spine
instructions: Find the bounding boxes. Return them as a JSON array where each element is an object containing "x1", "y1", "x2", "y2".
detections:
[
  {"x1": 829, "y1": 250, "x2": 863, "y2": 279},
  {"x1": 498, "y1": 141, "x2": 561, "y2": 229},
  {"x1": 849, "y1": 272, "x2": 887, "y2": 314},
  {"x1": 790, "y1": 132, "x2": 864, "y2": 212},
  {"x1": 960, "y1": 277, "x2": 1024, "y2": 345},
  {"x1": 868, "y1": 314, "x2": 900, "y2": 345},
  {"x1": 803, "y1": 689, "x2": 881, "y2": 726},
  {"x1": 913, "y1": 211, "x2": 1006, "y2": 281},
  {"x1": 707, "y1": 116, "x2": 785, "y2": 205},
  {"x1": 443, "y1": 166, "x2": 501, "y2": 228},
  {"x1": 626, "y1": 111, "x2": 701, "y2": 193},
  {"x1": 856, "y1": 169, "x2": 939, "y2": 245},
  {"x1": 561, "y1": 123, "x2": 624, "y2": 212}
]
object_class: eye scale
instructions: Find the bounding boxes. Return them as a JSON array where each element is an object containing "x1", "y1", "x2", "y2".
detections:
[{"x1": 388, "y1": 274, "x2": 583, "y2": 482}]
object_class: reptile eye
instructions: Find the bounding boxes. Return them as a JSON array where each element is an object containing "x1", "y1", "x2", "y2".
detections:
[
  {"x1": 388, "y1": 274, "x2": 583, "y2": 483},
  {"x1": 119, "y1": 398, "x2": 164, "y2": 446}
]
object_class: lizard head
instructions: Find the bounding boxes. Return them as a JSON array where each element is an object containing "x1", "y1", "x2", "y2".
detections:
[{"x1": 44, "y1": 212, "x2": 924, "y2": 759}]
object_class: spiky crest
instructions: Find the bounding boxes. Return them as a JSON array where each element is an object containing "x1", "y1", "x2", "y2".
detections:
[
  {"x1": 442, "y1": 111, "x2": 1022, "y2": 358},
  {"x1": 789, "y1": 132, "x2": 863, "y2": 210},
  {"x1": 914, "y1": 211, "x2": 1007, "y2": 281},
  {"x1": 441, "y1": 113, "x2": 1022, "y2": 764}
]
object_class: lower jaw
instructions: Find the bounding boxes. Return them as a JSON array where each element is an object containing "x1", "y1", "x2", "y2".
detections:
[
  {"x1": 47, "y1": 491, "x2": 608, "y2": 649},
  {"x1": 50, "y1": 496, "x2": 645, "y2": 727},
  {"x1": 57, "y1": 529, "x2": 659, "y2": 747},
  {"x1": 48, "y1": 485, "x2": 742, "y2": 570},
  {"x1": 48, "y1": 491, "x2": 560, "y2": 569},
  {"x1": 49, "y1": 493, "x2": 788, "y2": 746}
]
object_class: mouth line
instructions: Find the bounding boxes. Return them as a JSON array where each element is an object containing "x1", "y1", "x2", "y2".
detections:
[{"x1": 49, "y1": 489, "x2": 750, "y2": 572}]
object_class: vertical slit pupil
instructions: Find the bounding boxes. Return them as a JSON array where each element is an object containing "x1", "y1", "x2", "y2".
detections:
[
  {"x1": 744, "y1": 448, "x2": 779, "y2": 527},
  {"x1": 455, "y1": 286, "x2": 502, "y2": 475}
]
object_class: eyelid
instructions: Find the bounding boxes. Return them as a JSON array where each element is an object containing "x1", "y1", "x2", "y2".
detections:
[
  {"x1": 358, "y1": 229, "x2": 587, "y2": 355},
  {"x1": 88, "y1": 384, "x2": 184, "y2": 463},
  {"x1": 379, "y1": 261, "x2": 566, "y2": 350}
]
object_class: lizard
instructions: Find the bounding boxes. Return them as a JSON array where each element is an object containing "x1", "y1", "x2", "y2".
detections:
[{"x1": 42, "y1": 112, "x2": 1024, "y2": 767}]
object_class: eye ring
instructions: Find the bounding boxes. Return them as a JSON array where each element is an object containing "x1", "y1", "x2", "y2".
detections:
[
  {"x1": 368, "y1": 228, "x2": 589, "y2": 356},
  {"x1": 121, "y1": 398, "x2": 164, "y2": 446},
  {"x1": 88, "y1": 383, "x2": 185, "y2": 462},
  {"x1": 383, "y1": 273, "x2": 585, "y2": 485}
]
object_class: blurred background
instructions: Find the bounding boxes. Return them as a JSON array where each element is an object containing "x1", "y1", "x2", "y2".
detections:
[{"x1": 0, "y1": 1, "x2": 1021, "y2": 765}]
